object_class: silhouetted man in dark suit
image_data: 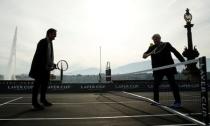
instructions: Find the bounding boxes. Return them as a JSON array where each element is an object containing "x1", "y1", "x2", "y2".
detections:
[
  {"x1": 29, "y1": 28, "x2": 56, "y2": 110},
  {"x1": 143, "y1": 34, "x2": 185, "y2": 108}
]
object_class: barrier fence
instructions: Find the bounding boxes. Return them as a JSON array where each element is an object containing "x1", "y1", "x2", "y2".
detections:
[{"x1": 0, "y1": 80, "x2": 209, "y2": 93}]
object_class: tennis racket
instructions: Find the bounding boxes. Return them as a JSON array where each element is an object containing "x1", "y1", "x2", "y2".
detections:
[{"x1": 56, "y1": 60, "x2": 68, "y2": 71}]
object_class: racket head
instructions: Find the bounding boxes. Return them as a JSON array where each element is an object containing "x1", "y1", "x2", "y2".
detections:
[{"x1": 56, "y1": 60, "x2": 68, "y2": 71}]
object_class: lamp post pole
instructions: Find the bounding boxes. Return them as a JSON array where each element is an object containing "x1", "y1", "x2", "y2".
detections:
[
  {"x1": 99, "y1": 46, "x2": 102, "y2": 83},
  {"x1": 182, "y1": 8, "x2": 200, "y2": 80}
]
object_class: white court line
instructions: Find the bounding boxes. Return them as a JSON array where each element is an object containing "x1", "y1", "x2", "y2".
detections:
[
  {"x1": 154, "y1": 124, "x2": 197, "y2": 126},
  {"x1": 122, "y1": 91, "x2": 206, "y2": 126},
  {"x1": 7, "y1": 99, "x2": 203, "y2": 105},
  {"x1": 0, "y1": 97, "x2": 24, "y2": 99},
  {"x1": 0, "y1": 97, "x2": 23, "y2": 107},
  {"x1": 0, "y1": 94, "x2": 201, "y2": 99},
  {"x1": 8, "y1": 101, "x2": 143, "y2": 105},
  {"x1": 0, "y1": 113, "x2": 186, "y2": 121},
  {"x1": 0, "y1": 96, "x2": 30, "y2": 99},
  {"x1": 0, "y1": 113, "x2": 205, "y2": 121}
]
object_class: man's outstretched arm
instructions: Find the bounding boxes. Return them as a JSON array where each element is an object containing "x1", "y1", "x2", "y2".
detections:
[{"x1": 168, "y1": 43, "x2": 185, "y2": 62}]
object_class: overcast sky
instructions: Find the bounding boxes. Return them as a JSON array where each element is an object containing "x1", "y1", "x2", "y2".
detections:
[{"x1": 0, "y1": 0, "x2": 210, "y2": 75}]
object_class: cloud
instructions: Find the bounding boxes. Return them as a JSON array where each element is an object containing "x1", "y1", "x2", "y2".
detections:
[{"x1": 0, "y1": 0, "x2": 210, "y2": 75}]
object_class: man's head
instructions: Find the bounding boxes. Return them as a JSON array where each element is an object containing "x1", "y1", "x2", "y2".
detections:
[
  {"x1": 152, "y1": 34, "x2": 161, "y2": 44},
  {"x1": 46, "y1": 28, "x2": 57, "y2": 41}
]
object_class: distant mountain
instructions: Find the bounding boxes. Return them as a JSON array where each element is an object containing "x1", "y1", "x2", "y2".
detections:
[
  {"x1": 67, "y1": 58, "x2": 210, "y2": 75},
  {"x1": 67, "y1": 61, "x2": 152, "y2": 75},
  {"x1": 112, "y1": 61, "x2": 151, "y2": 74},
  {"x1": 68, "y1": 68, "x2": 99, "y2": 75},
  {"x1": 112, "y1": 58, "x2": 210, "y2": 74}
]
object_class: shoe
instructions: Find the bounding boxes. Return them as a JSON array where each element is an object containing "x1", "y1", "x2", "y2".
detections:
[
  {"x1": 41, "y1": 100, "x2": 53, "y2": 107},
  {"x1": 170, "y1": 101, "x2": 181, "y2": 108},
  {"x1": 32, "y1": 103, "x2": 45, "y2": 110}
]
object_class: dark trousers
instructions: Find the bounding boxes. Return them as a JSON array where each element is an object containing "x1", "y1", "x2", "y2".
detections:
[
  {"x1": 32, "y1": 78, "x2": 49, "y2": 105},
  {"x1": 153, "y1": 74, "x2": 181, "y2": 103}
]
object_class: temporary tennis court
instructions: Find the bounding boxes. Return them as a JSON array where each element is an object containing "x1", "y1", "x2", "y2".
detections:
[
  {"x1": 0, "y1": 91, "x2": 209, "y2": 126},
  {"x1": 0, "y1": 57, "x2": 209, "y2": 126}
]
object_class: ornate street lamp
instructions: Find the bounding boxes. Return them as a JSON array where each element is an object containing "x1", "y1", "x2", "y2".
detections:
[{"x1": 182, "y1": 8, "x2": 200, "y2": 80}]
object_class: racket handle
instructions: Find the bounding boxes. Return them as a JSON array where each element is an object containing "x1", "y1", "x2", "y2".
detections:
[{"x1": 53, "y1": 64, "x2": 57, "y2": 69}]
